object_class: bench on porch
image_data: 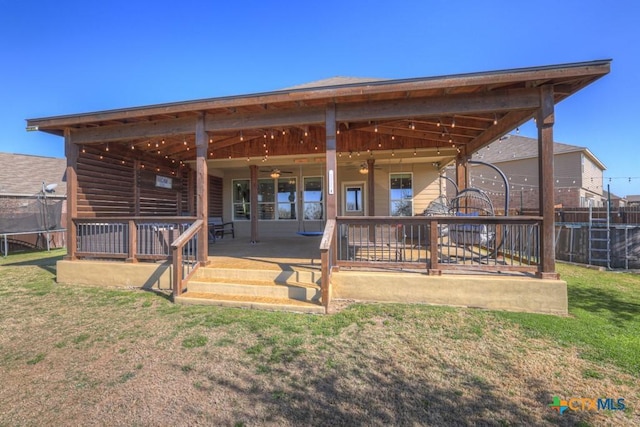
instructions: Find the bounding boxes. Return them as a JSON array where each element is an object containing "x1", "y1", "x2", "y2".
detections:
[{"x1": 208, "y1": 217, "x2": 235, "y2": 241}]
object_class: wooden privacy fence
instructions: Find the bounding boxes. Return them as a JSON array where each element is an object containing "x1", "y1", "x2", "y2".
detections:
[
  {"x1": 555, "y1": 224, "x2": 640, "y2": 269},
  {"x1": 549, "y1": 207, "x2": 640, "y2": 224},
  {"x1": 335, "y1": 216, "x2": 542, "y2": 274}
]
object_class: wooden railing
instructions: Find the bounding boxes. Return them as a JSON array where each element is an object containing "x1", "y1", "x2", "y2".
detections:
[
  {"x1": 170, "y1": 219, "x2": 203, "y2": 297},
  {"x1": 319, "y1": 219, "x2": 337, "y2": 313},
  {"x1": 72, "y1": 216, "x2": 197, "y2": 261},
  {"x1": 336, "y1": 216, "x2": 543, "y2": 274}
]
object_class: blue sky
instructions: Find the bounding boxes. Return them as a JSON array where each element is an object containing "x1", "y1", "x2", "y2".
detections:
[{"x1": 1, "y1": 1, "x2": 638, "y2": 196}]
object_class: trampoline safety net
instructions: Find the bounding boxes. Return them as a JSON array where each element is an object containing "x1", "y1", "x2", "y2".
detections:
[{"x1": 0, "y1": 196, "x2": 63, "y2": 234}]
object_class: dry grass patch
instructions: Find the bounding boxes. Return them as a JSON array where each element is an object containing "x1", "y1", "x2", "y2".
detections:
[{"x1": 0, "y1": 256, "x2": 638, "y2": 425}]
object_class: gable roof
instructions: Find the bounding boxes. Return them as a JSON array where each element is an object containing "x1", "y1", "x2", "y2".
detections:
[
  {"x1": 0, "y1": 153, "x2": 67, "y2": 197},
  {"x1": 284, "y1": 76, "x2": 389, "y2": 90},
  {"x1": 25, "y1": 60, "x2": 611, "y2": 166},
  {"x1": 472, "y1": 135, "x2": 606, "y2": 170}
]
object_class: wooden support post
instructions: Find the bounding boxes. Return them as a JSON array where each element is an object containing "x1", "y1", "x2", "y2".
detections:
[
  {"x1": 195, "y1": 113, "x2": 209, "y2": 265},
  {"x1": 325, "y1": 104, "x2": 337, "y2": 220},
  {"x1": 127, "y1": 219, "x2": 138, "y2": 263},
  {"x1": 172, "y1": 247, "x2": 183, "y2": 297},
  {"x1": 537, "y1": 85, "x2": 558, "y2": 279},
  {"x1": 250, "y1": 164, "x2": 258, "y2": 243},
  {"x1": 455, "y1": 152, "x2": 468, "y2": 192},
  {"x1": 367, "y1": 158, "x2": 375, "y2": 216},
  {"x1": 64, "y1": 128, "x2": 78, "y2": 260},
  {"x1": 428, "y1": 219, "x2": 441, "y2": 274}
]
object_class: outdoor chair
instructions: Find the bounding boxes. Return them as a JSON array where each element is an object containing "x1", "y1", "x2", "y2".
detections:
[{"x1": 208, "y1": 217, "x2": 235, "y2": 241}]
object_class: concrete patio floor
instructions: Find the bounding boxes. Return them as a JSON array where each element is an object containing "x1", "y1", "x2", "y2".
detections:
[{"x1": 208, "y1": 235, "x2": 323, "y2": 272}]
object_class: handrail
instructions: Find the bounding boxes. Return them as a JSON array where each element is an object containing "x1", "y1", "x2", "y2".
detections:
[
  {"x1": 319, "y1": 219, "x2": 337, "y2": 313},
  {"x1": 72, "y1": 216, "x2": 197, "y2": 261},
  {"x1": 337, "y1": 215, "x2": 542, "y2": 224},
  {"x1": 336, "y1": 216, "x2": 543, "y2": 274},
  {"x1": 74, "y1": 216, "x2": 198, "y2": 223},
  {"x1": 171, "y1": 219, "x2": 203, "y2": 249},
  {"x1": 170, "y1": 219, "x2": 203, "y2": 297}
]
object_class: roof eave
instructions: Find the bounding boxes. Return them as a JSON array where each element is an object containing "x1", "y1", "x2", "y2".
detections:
[{"x1": 26, "y1": 59, "x2": 612, "y2": 131}]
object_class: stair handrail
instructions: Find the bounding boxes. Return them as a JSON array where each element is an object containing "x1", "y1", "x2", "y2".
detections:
[
  {"x1": 319, "y1": 219, "x2": 337, "y2": 313},
  {"x1": 171, "y1": 219, "x2": 204, "y2": 297}
]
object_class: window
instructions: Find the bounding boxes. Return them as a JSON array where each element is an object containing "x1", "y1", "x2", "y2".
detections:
[
  {"x1": 233, "y1": 178, "x2": 298, "y2": 221},
  {"x1": 345, "y1": 186, "x2": 363, "y2": 212},
  {"x1": 257, "y1": 179, "x2": 275, "y2": 219},
  {"x1": 277, "y1": 178, "x2": 297, "y2": 220},
  {"x1": 390, "y1": 173, "x2": 413, "y2": 216},
  {"x1": 303, "y1": 177, "x2": 323, "y2": 220},
  {"x1": 233, "y1": 180, "x2": 250, "y2": 220}
]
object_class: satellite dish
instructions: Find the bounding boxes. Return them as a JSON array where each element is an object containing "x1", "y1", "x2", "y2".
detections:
[{"x1": 44, "y1": 183, "x2": 58, "y2": 193}]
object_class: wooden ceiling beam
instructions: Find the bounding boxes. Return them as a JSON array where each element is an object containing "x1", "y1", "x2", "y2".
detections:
[
  {"x1": 336, "y1": 88, "x2": 540, "y2": 123},
  {"x1": 204, "y1": 106, "x2": 325, "y2": 132},
  {"x1": 72, "y1": 116, "x2": 197, "y2": 145},
  {"x1": 465, "y1": 110, "x2": 536, "y2": 154}
]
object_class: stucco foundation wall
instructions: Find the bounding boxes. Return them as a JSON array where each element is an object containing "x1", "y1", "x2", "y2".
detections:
[
  {"x1": 331, "y1": 271, "x2": 568, "y2": 315},
  {"x1": 56, "y1": 260, "x2": 173, "y2": 290}
]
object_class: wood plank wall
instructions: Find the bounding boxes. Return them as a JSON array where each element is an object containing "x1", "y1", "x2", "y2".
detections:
[
  {"x1": 77, "y1": 147, "x2": 135, "y2": 217},
  {"x1": 209, "y1": 175, "x2": 223, "y2": 218},
  {"x1": 76, "y1": 147, "x2": 223, "y2": 218},
  {"x1": 77, "y1": 146, "x2": 180, "y2": 217}
]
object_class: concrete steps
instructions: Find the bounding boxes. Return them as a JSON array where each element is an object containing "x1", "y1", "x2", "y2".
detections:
[{"x1": 174, "y1": 267, "x2": 325, "y2": 314}]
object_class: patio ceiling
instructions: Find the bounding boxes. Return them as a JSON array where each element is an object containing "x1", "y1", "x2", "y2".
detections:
[{"x1": 27, "y1": 60, "x2": 610, "y2": 166}]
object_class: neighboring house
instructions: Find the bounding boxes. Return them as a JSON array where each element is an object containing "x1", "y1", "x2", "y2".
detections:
[
  {"x1": 0, "y1": 152, "x2": 67, "y2": 252},
  {"x1": 627, "y1": 195, "x2": 640, "y2": 207},
  {"x1": 603, "y1": 191, "x2": 626, "y2": 209},
  {"x1": 25, "y1": 60, "x2": 611, "y2": 315},
  {"x1": 466, "y1": 135, "x2": 607, "y2": 211}
]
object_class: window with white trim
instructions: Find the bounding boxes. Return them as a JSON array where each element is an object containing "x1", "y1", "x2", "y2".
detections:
[
  {"x1": 303, "y1": 177, "x2": 323, "y2": 220},
  {"x1": 233, "y1": 178, "x2": 298, "y2": 220},
  {"x1": 233, "y1": 180, "x2": 250, "y2": 220},
  {"x1": 390, "y1": 173, "x2": 413, "y2": 216}
]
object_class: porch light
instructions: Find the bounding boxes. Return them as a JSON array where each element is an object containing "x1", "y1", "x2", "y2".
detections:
[
  {"x1": 270, "y1": 169, "x2": 281, "y2": 178},
  {"x1": 359, "y1": 163, "x2": 369, "y2": 174}
]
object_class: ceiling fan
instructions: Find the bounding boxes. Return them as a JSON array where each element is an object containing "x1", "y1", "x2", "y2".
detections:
[
  {"x1": 260, "y1": 168, "x2": 293, "y2": 178},
  {"x1": 346, "y1": 162, "x2": 383, "y2": 175}
]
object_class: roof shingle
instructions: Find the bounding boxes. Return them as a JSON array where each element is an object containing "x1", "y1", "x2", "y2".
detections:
[{"x1": 0, "y1": 153, "x2": 66, "y2": 197}]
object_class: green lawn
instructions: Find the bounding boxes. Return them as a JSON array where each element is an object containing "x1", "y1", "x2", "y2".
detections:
[
  {"x1": 0, "y1": 251, "x2": 638, "y2": 425},
  {"x1": 497, "y1": 263, "x2": 640, "y2": 376}
]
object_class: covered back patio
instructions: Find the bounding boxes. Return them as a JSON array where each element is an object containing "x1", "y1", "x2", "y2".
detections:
[{"x1": 28, "y1": 60, "x2": 611, "y2": 314}]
